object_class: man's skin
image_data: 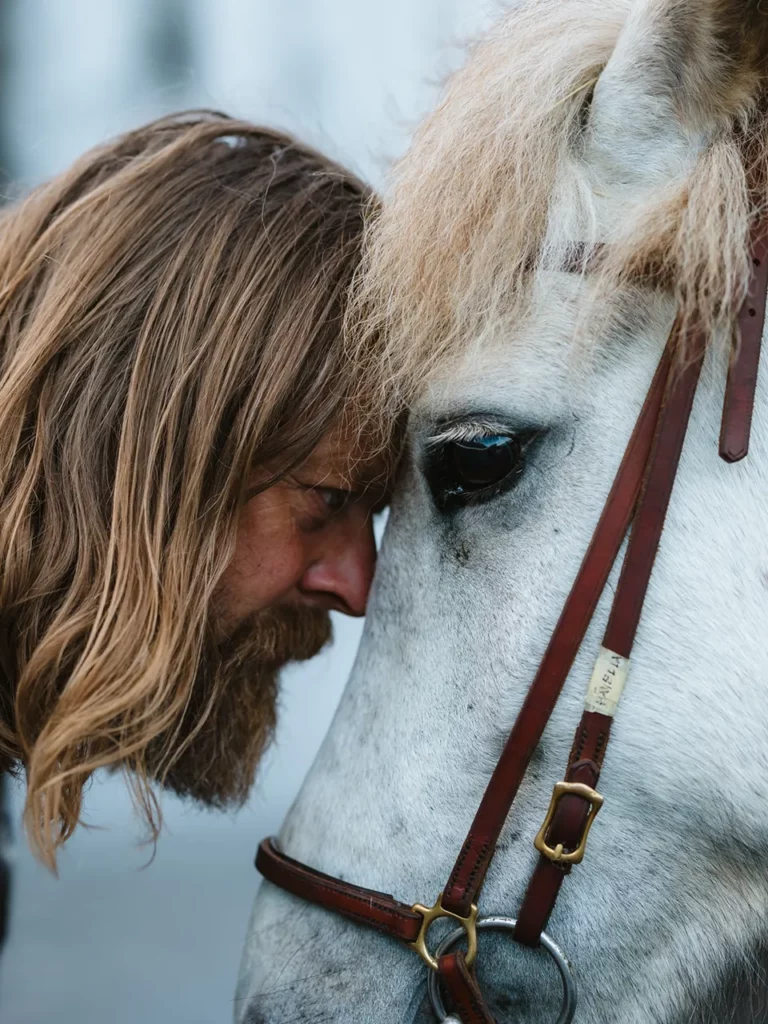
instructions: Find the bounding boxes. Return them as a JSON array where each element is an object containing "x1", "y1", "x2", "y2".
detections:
[{"x1": 219, "y1": 425, "x2": 386, "y2": 627}]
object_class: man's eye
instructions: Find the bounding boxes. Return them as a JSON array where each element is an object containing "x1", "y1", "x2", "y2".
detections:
[
  {"x1": 425, "y1": 433, "x2": 531, "y2": 511},
  {"x1": 316, "y1": 487, "x2": 351, "y2": 514}
]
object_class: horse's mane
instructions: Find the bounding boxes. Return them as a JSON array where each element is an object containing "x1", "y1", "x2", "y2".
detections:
[{"x1": 350, "y1": 0, "x2": 768, "y2": 416}]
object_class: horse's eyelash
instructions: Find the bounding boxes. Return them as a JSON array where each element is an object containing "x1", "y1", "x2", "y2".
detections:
[{"x1": 426, "y1": 419, "x2": 513, "y2": 448}]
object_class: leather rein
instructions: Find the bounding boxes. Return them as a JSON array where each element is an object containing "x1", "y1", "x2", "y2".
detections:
[{"x1": 256, "y1": 230, "x2": 768, "y2": 1023}]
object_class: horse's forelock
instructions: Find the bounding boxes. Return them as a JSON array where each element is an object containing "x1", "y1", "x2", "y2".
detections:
[{"x1": 350, "y1": 0, "x2": 768, "y2": 411}]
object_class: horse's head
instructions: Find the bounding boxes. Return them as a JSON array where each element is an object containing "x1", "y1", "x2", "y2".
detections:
[{"x1": 238, "y1": 2, "x2": 768, "y2": 1021}]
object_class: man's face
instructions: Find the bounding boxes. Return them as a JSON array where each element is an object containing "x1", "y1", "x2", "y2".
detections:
[
  {"x1": 219, "y1": 425, "x2": 387, "y2": 626},
  {"x1": 154, "y1": 425, "x2": 387, "y2": 807}
]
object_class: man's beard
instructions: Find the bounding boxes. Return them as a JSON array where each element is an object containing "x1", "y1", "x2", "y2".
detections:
[{"x1": 147, "y1": 604, "x2": 332, "y2": 808}]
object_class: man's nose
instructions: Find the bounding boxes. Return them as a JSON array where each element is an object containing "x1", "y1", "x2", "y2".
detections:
[{"x1": 298, "y1": 514, "x2": 377, "y2": 616}]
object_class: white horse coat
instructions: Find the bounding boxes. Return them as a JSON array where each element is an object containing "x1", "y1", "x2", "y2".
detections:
[{"x1": 238, "y1": 1, "x2": 768, "y2": 1020}]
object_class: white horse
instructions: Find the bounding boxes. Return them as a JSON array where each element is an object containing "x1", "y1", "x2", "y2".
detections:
[{"x1": 237, "y1": 1, "x2": 768, "y2": 1020}]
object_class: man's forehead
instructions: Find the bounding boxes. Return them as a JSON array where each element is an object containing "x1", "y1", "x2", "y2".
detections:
[{"x1": 302, "y1": 425, "x2": 389, "y2": 489}]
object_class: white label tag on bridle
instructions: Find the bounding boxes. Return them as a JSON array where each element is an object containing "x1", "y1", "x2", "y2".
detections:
[{"x1": 584, "y1": 647, "x2": 629, "y2": 717}]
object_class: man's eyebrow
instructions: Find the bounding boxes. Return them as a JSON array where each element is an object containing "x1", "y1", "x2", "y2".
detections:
[
  {"x1": 321, "y1": 466, "x2": 387, "y2": 512},
  {"x1": 349, "y1": 463, "x2": 378, "y2": 486}
]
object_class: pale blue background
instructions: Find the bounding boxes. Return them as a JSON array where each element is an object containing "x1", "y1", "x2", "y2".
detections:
[{"x1": 0, "y1": 2, "x2": 494, "y2": 1021}]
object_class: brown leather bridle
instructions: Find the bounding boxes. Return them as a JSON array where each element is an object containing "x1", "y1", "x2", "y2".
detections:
[{"x1": 255, "y1": 227, "x2": 768, "y2": 1023}]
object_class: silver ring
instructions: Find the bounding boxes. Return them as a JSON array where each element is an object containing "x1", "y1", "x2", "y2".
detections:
[{"x1": 427, "y1": 916, "x2": 577, "y2": 1023}]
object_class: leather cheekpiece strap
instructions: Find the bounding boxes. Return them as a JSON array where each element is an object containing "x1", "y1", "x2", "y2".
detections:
[
  {"x1": 256, "y1": 838, "x2": 423, "y2": 943},
  {"x1": 720, "y1": 227, "x2": 768, "y2": 463},
  {"x1": 514, "y1": 728, "x2": 607, "y2": 947},
  {"x1": 438, "y1": 952, "x2": 497, "y2": 1024},
  {"x1": 603, "y1": 329, "x2": 707, "y2": 658}
]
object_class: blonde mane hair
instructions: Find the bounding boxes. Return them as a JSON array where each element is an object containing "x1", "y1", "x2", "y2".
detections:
[
  {"x1": 350, "y1": 0, "x2": 768, "y2": 413},
  {"x1": 0, "y1": 112, "x2": 384, "y2": 867}
]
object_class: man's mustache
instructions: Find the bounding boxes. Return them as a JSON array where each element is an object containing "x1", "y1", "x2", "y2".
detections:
[{"x1": 219, "y1": 603, "x2": 333, "y2": 668}]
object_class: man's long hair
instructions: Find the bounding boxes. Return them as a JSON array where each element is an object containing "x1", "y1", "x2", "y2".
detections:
[{"x1": 0, "y1": 112, "x2": 380, "y2": 866}]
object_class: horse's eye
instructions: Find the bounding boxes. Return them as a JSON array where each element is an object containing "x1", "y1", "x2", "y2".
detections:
[{"x1": 426, "y1": 434, "x2": 528, "y2": 510}]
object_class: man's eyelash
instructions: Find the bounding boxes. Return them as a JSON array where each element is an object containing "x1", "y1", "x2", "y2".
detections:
[{"x1": 316, "y1": 487, "x2": 353, "y2": 512}]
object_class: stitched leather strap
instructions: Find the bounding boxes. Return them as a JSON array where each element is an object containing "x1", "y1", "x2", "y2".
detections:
[
  {"x1": 604, "y1": 331, "x2": 706, "y2": 658},
  {"x1": 720, "y1": 227, "x2": 768, "y2": 463},
  {"x1": 515, "y1": 332, "x2": 706, "y2": 944},
  {"x1": 514, "y1": 732, "x2": 607, "y2": 947},
  {"x1": 256, "y1": 838, "x2": 423, "y2": 943},
  {"x1": 440, "y1": 339, "x2": 674, "y2": 918},
  {"x1": 259, "y1": 841, "x2": 502, "y2": 1020},
  {"x1": 438, "y1": 952, "x2": 497, "y2": 1024}
]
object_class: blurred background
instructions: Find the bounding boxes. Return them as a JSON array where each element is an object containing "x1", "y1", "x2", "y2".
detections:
[{"x1": 0, "y1": 2, "x2": 496, "y2": 1022}]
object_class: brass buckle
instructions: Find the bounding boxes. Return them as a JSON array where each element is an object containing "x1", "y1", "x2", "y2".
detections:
[
  {"x1": 533, "y1": 781, "x2": 604, "y2": 865},
  {"x1": 409, "y1": 893, "x2": 479, "y2": 971}
]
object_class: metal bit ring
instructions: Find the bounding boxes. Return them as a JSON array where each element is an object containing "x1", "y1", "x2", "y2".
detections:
[{"x1": 427, "y1": 916, "x2": 577, "y2": 1023}]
